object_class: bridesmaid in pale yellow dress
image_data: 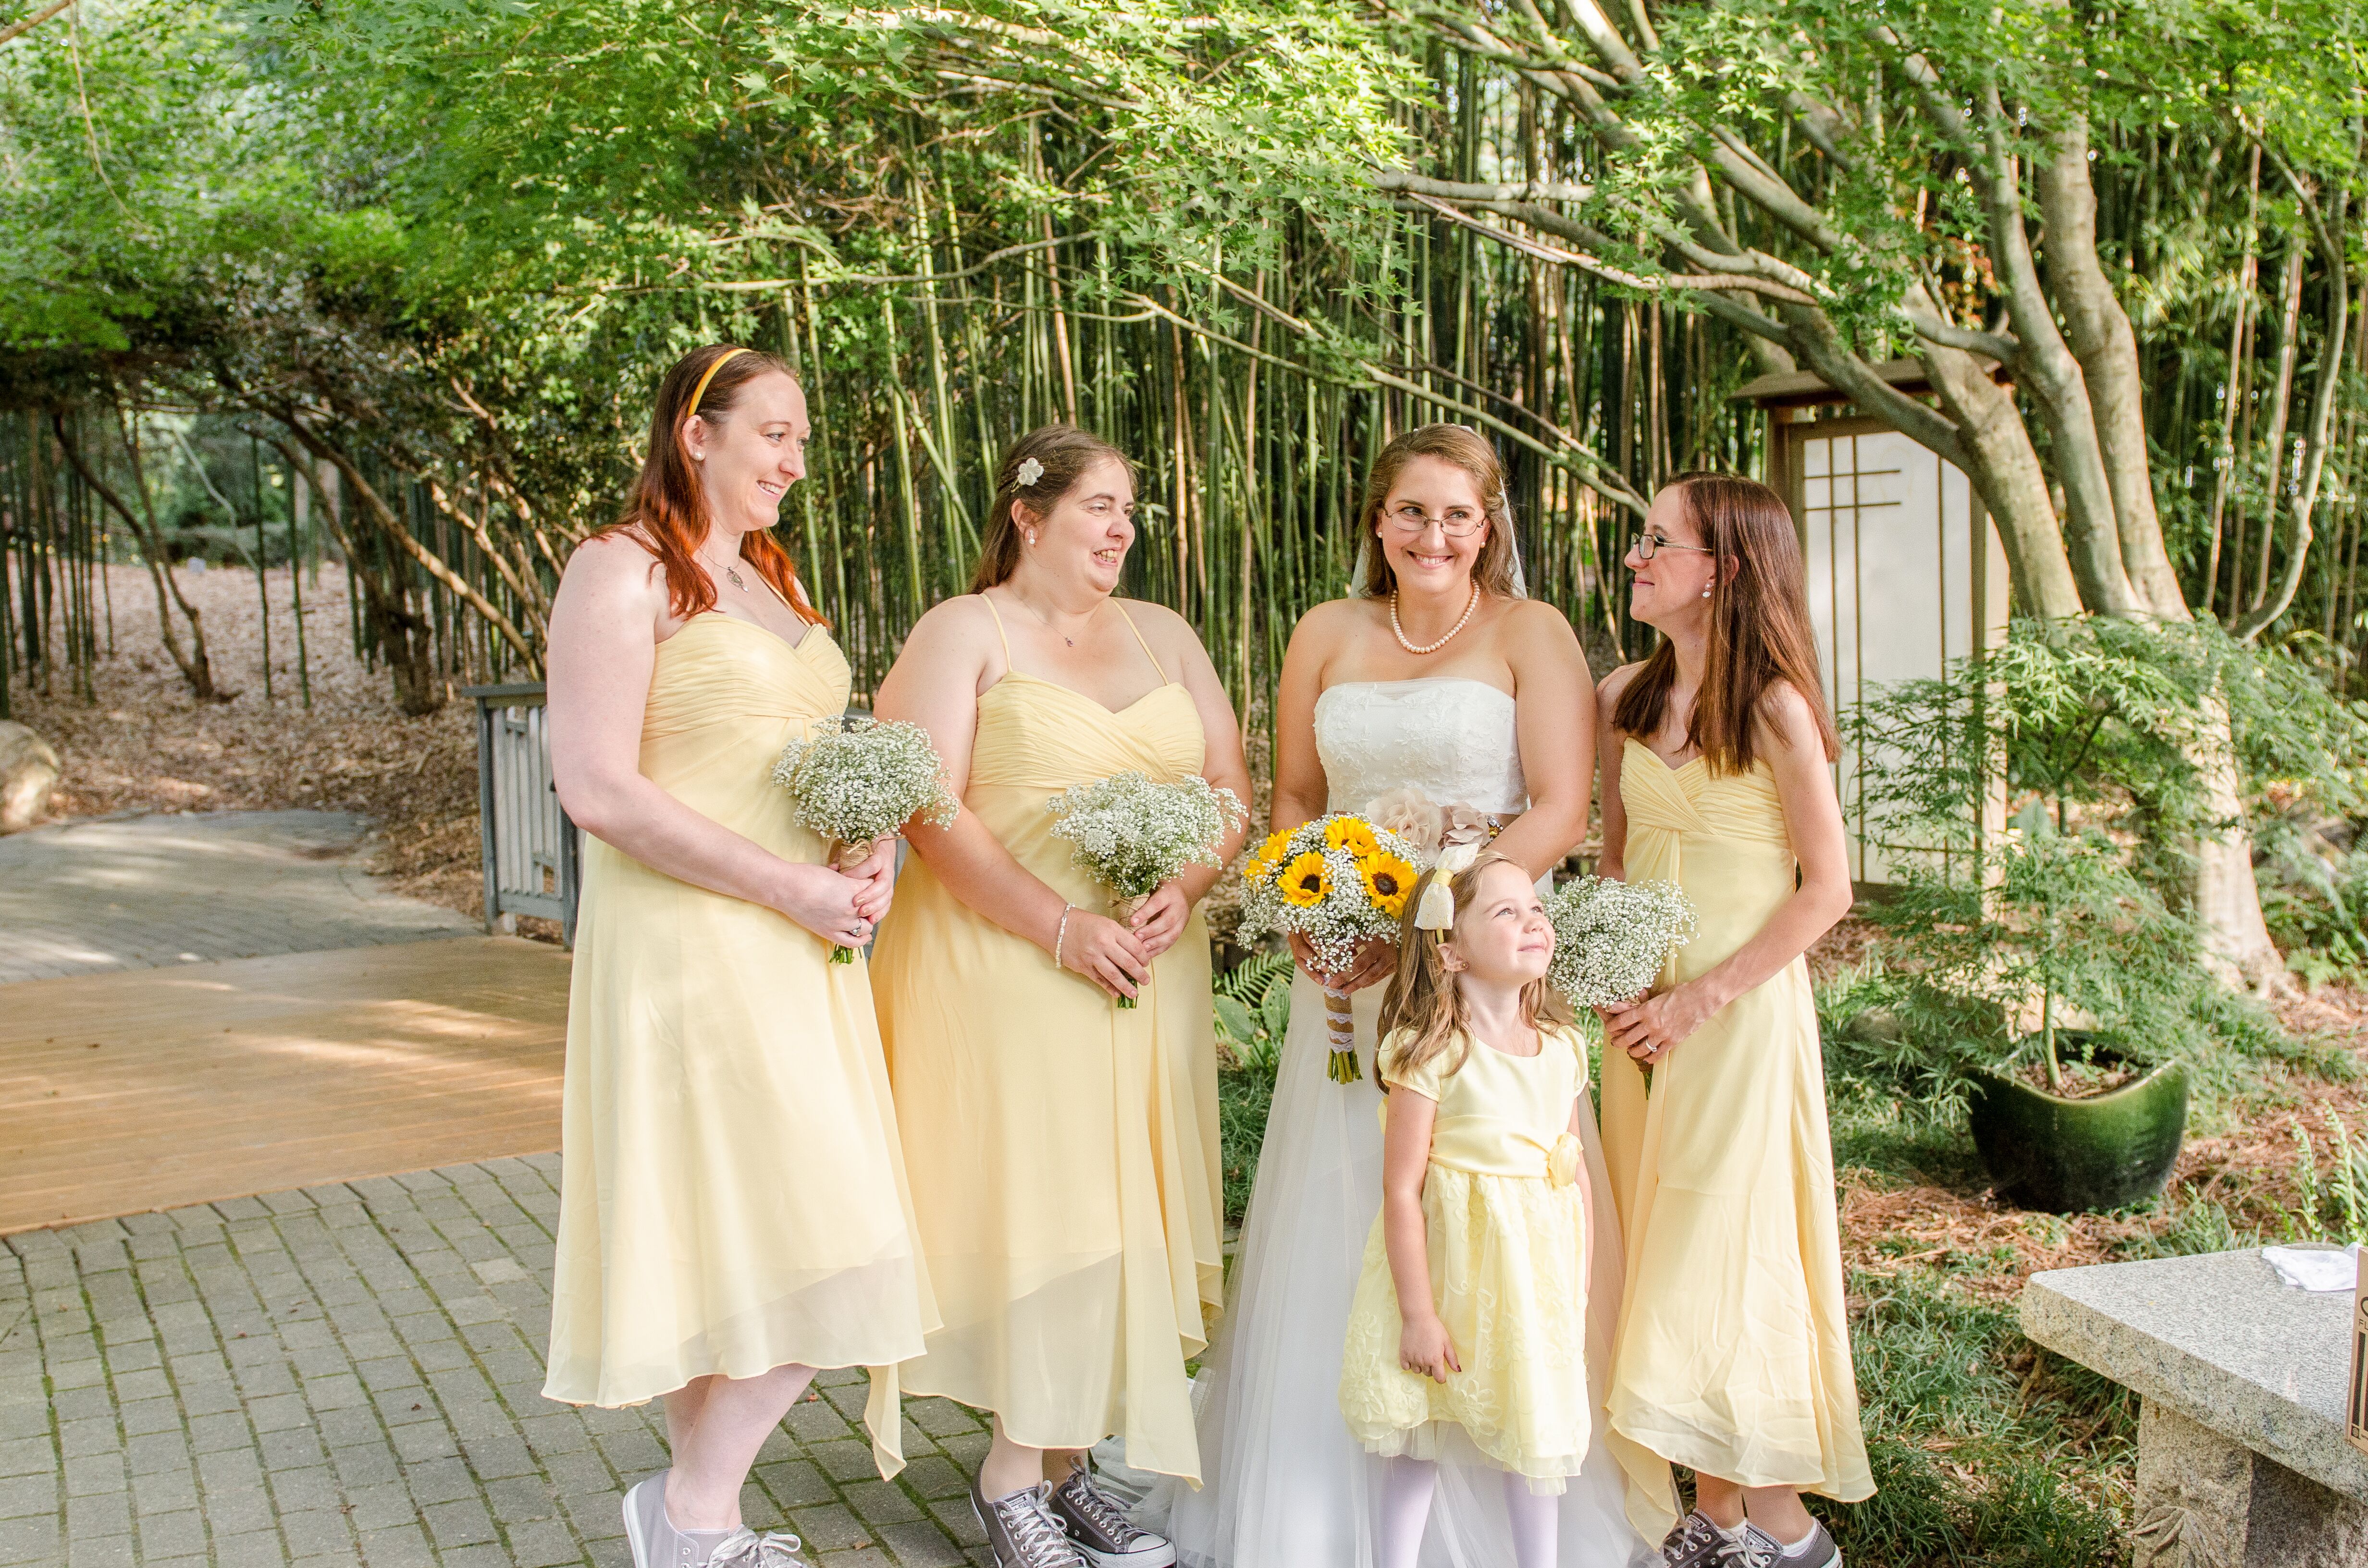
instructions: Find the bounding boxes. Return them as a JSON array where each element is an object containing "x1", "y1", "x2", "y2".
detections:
[
  {"x1": 1593, "y1": 475, "x2": 1871, "y2": 1568},
  {"x1": 544, "y1": 346, "x2": 936, "y2": 1568},
  {"x1": 870, "y1": 426, "x2": 1250, "y2": 1568}
]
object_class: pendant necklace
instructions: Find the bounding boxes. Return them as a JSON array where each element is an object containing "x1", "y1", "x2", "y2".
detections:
[
  {"x1": 1390, "y1": 584, "x2": 1480, "y2": 655},
  {"x1": 1015, "y1": 592, "x2": 1087, "y2": 647},
  {"x1": 724, "y1": 565, "x2": 747, "y2": 591}
]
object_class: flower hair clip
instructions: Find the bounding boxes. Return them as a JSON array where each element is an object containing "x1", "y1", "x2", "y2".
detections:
[{"x1": 1015, "y1": 457, "x2": 1045, "y2": 488}]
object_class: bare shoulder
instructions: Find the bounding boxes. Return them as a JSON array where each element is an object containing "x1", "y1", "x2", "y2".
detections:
[
  {"x1": 1596, "y1": 660, "x2": 1649, "y2": 708},
  {"x1": 1288, "y1": 594, "x2": 1372, "y2": 650},
  {"x1": 560, "y1": 531, "x2": 665, "y2": 610},
  {"x1": 1755, "y1": 679, "x2": 1829, "y2": 753},
  {"x1": 903, "y1": 592, "x2": 1001, "y2": 654},
  {"x1": 1496, "y1": 596, "x2": 1582, "y2": 655},
  {"x1": 1115, "y1": 597, "x2": 1202, "y2": 654}
]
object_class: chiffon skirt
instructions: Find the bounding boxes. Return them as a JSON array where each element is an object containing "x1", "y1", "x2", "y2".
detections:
[{"x1": 1152, "y1": 976, "x2": 1671, "y2": 1566}]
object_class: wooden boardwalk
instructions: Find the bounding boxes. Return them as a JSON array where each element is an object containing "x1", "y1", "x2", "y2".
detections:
[{"x1": 0, "y1": 935, "x2": 570, "y2": 1234}]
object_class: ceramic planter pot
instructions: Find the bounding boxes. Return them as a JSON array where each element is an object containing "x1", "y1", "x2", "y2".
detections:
[{"x1": 1966, "y1": 1036, "x2": 2189, "y2": 1213}]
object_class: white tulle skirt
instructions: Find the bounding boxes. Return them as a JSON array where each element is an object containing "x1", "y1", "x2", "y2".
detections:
[{"x1": 1144, "y1": 973, "x2": 1664, "y2": 1568}]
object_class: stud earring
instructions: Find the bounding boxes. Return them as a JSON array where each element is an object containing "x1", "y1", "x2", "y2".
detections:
[{"x1": 1701, "y1": 584, "x2": 1713, "y2": 599}]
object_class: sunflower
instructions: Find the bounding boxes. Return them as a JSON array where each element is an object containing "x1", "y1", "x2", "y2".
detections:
[
  {"x1": 1278, "y1": 850, "x2": 1333, "y2": 907},
  {"x1": 1325, "y1": 818, "x2": 1381, "y2": 859},
  {"x1": 1357, "y1": 851, "x2": 1416, "y2": 919},
  {"x1": 1242, "y1": 829, "x2": 1294, "y2": 884}
]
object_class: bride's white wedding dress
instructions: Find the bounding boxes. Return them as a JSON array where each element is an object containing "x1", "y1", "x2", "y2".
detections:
[{"x1": 1156, "y1": 677, "x2": 1657, "y2": 1568}]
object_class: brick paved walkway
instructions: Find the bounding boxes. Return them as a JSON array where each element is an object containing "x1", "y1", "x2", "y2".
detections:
[
  {"x1": 0, "y1": 1157, "x2": 998, "y2": 1568},
  {"x1": 0, "y1": 812, "x2": 476, "y2": 986}
]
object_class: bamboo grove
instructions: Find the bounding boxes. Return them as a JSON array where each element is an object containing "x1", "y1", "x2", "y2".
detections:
[{"x1": 2, "y1": 0, "x2": 2362, "y2": 739}]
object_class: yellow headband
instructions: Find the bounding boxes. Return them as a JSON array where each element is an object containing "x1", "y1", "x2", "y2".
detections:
[{"x1": 685, "y1": 346, "x2": 749, "y2": 419}]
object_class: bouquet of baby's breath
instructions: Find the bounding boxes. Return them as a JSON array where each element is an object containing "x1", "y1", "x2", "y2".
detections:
[
  {"x1": 1235, "y1": 813, "x2": 1422, "y2": 1082},
  {"x1": 1543, "y1": 876, "x2": 1698, "y2": 1008},
  {"x1": 1048, "y1": 771, "x2": 1246, "y2": 1006},
  {"x1": 771, "y1": 716, "x2": 960, "y2": 961}
]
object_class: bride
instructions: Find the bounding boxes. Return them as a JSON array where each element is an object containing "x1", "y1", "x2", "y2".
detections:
[{"x1": 1160, "y1": 426, "x2": 1669, "y2": 1567}]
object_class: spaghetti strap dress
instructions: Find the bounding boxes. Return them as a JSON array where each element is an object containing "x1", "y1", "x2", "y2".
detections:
[
  {"x1": 870, "y1": 599, "x2": 1224, "y2": 1482},
  {"x1": 1597, "y1": 738, "x2": 1873, "y2": 1502},
  {"x1": 543, "y1": 615, "x2": 936, "y2": 1480}
]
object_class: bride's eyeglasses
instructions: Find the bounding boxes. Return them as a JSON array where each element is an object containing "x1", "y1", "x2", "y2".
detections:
[
  {"x1": 1384, "y1": 504, "x2": 1486, "y2": 539},
  {"x1": 1634, "y1": 531, "x2": 1716, "y2": 561}
]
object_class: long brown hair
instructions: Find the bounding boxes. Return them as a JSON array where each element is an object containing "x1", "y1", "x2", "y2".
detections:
[
  {"x1": 1357, "y1": 424, "x2": 1523, "y2": 599},
  {"x1": 1613, "y1": 472, "x2": 1837, "y2": 774},
  {"x1": 971, "y1": 425, "x2": 1137, "y2": 592},
  {"x1": 600, "y1": 344, "x2": 823, "y2": 625},
  {"x1": 1376, "y1": 851, "x2": 1574, "y2": 1087}
]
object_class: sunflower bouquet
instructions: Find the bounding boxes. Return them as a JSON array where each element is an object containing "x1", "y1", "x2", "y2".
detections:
[
  {"x1": 1048, "y1": 771, "x2": 1247, "y2": 1007},
  {"x1": 771, "y1": 716, "x2": 961, "y2": 962},
  {"x1": 1236, "y1": 813, "x2": 1421, "y2": 1083},
  {"x1": 1542, "y1": 875, "x2": 1698, "y2": 1008}
]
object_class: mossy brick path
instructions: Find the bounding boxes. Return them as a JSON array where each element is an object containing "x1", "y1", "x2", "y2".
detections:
[{"x1": 0, "y1": 1155, "x2": 999, "y2": 1568}]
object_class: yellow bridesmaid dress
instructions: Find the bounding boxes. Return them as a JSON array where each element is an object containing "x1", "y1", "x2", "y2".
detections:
[
  {"x1": 543, "y1": 615, "x2": 937, "y2": 1479},
  {"x1": 870, "y1": 601, "x2": 1224, "y2": 1482},
  {"x1": 1337, "y1": 1026, "x2": 1597, "y2": 1491},
  {"x1": 1598, "y1": 738, "x2": 1873, "y2": 1502}
]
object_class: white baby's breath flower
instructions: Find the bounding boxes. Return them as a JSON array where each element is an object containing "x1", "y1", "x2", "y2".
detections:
[
  {"x1": 1048, "y1": 772, "x2": 1246, "y2": 903},
  {"x1": 1542, "y1": 876, "x2": 1697, "y2": 1008},
  {"x1": 770, "y1": 717, "x2": 960, "y2": 851}
]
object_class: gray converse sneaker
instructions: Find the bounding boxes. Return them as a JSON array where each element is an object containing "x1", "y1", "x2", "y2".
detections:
[
  {"x1": 709, "y1": 1528, "x2": 809, "y2": 1567},
  {"x1": 1658, "y1": 1509, "x2": 1743, "y2": 1567},
  {"x1": 1048, "y1": 1459, "x2": 1176, "y2": 1567},
  {"x1": 1736, "y1": 1520, "x2": 1840, "y2": 1568},
  {"x1": 973, "y1": 1479, "x2": 1089, "y2": 1568},
  {"x1": 623, "y1": 1474, "x2": 744, "y2": 1568}
]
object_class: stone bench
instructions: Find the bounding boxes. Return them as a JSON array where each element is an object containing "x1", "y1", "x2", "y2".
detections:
[{"x1": 2022, "y1": 1247, "x2": 2368, "y2": 1566}]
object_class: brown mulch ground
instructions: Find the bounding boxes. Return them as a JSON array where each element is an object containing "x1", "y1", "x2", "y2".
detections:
[
  {"x1": 1808, "y1": 917, "x2": 2368, "y2": 1296},
  {"x1": 8, "y1": 563, "x2": 490, "y2": 919}
]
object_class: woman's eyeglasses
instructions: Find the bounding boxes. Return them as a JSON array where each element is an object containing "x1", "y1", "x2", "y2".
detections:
[
  {"x1": 1634, "y1": 531, "x2": 1716, "y2": 561},
  {"x1": 1384, "y1": 504, "x2": 1486, "y2": 539}
]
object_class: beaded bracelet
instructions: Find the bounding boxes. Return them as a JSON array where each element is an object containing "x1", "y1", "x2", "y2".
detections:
[{"x1": 1052, "y1": 903, "x2": 1077, "y2": 969}]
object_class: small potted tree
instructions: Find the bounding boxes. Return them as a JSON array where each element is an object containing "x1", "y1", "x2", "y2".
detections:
[
  {"x1": 1875, "y1": 799, "x2": 2194, "y2": 1211},
  {"x1": 1847, "y1": 622, "x2": 2226, "y2": 1212}
]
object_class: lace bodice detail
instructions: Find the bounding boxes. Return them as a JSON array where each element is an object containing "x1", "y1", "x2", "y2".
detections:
[{"x1": 1314, "y1": 678, "x2": 1528, "y2": 815}]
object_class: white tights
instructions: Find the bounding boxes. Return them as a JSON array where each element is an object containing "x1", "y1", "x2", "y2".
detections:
[{"x1": 1377, "y1": 1456, "x2": 1561, "y2": 1568}]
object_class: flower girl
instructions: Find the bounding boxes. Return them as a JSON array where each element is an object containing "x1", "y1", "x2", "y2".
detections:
[{"x1": 1336, "y1": 848, "x2": 1602, "y2": 1568}]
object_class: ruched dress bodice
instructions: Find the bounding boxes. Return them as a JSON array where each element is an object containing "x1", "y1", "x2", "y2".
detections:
[{"x1": 871, "y1": 637, "x2": 1224, "y2": 1482}]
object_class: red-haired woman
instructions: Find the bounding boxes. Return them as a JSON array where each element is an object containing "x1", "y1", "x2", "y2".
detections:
[
  {"x1": 1594, "y1": 474, "x2": 1872, "y2": 1568},
  {"x1": 543, "y1": 346, "x2": 935, "y2": 1568}
]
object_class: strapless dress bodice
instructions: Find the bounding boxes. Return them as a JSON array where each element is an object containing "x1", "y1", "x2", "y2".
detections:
[{"x1": 1314, "y1": 677, "x2": 1527, "y2": 815}]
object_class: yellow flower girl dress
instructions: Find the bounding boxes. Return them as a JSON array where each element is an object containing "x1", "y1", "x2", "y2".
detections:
[{"x1": 1337, "y1": 1023, "x2": 1597, "y2": 1492}]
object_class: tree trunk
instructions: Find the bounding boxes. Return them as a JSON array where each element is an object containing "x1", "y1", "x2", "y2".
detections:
[
  {"x1": 51, "y1": 409, "x2": 225, "y2": 703},
  {"x1": 2035, "y1": 120, "x2": 2189, "y2": 620}
]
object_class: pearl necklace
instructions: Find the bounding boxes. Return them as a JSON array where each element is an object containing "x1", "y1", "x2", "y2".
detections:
[{"x1": 1390, "y1": 584, "x2": 1480, "y2": 655}]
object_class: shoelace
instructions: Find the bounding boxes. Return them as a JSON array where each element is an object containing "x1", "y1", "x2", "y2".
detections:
[
  {"x1": 707, "y1": 1527, "x2": 806, "y2": 1568},
  {"x1": 995, "y1": 1487, "x2": 1085, "y2": 1568},
  {"x1": 1667, "y1": 1513, "x2": 1730, "y2": 1563},
  {"x1": 1730, "y1": 1525, "x2": 1788, "y2": 1568},
  {"x1": 1062, "y1": 1470, "x2": 1147, "y2": 1544}
]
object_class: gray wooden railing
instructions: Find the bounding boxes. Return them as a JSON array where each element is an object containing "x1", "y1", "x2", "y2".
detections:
[{"x1": 464, "y1": 682, "x2": 580, "y2": 944}]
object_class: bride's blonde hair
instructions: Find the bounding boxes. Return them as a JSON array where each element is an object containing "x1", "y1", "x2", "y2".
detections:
[{"x1": 1376, "y1": 851, "x2": 1571, "y2": 1087}]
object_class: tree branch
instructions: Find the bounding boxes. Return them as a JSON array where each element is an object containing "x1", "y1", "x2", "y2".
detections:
[{"x1": 0, "y1": 0, "x2": 75, "y2": 48}]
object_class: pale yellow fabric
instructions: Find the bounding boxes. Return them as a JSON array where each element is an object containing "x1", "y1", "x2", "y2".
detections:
[
  {"x1": 1599, "y1": 738, "x2": 1873, "y2": 1501},
  {"x1": 870, "y1": 621, "x2": 1223, "y2": 1482},
  {"x1": 1336, "y1": 1027, "x2": 1598, "y2": 1491},
  {"x1": 544, "y1": 617, "x2": 936, "y2": 1481}
]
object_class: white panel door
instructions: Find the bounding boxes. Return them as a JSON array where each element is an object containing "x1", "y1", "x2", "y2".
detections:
[{"x1": 1790, "y1": 423, "x2": 2007, "y2": 884}]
